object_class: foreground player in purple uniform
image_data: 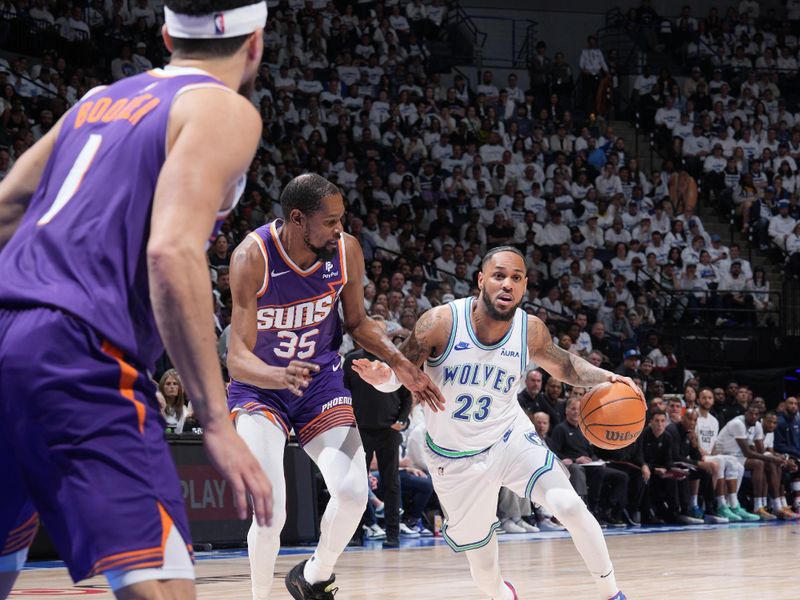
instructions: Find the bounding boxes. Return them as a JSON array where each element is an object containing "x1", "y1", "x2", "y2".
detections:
[
  {"x1": 0, "y1": 2, "x2": 273, "y2": 598},
  {"x1": 226, "y1": 173, "x2": 444, "y2": 599}
]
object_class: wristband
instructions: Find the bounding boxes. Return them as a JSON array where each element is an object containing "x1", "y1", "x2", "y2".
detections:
[{"x1": 375, "y1": 370, "x2": 401, "y2": 393}]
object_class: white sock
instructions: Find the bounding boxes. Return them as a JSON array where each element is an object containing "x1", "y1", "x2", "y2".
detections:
[
  {"x1": 531, "y1": 467, "x2": 618, "y2": 599},
  {"x1": 772, "y1": 498, "x2": 783, "y2": 511},
  {"x1": 780, "y1": 497, "x2": 788, "y2": 509},
  {"x1": 727, "y1": 494, "x2": 739, "y2": 508},
  {"x1": 236, "y1": 413, "x2": 288, "y2": 600},
  {"x1": 690, "y1": 495, "x2": 698, "y2": 507},
  {"x1": 303, "y1": 426, "x2": 368, "y2": 584},
  {"x1": 716, "y1": 495, "x2": 728, "y2": 508},
  {"x1": 753, "y1": 497, "x2": 764, "y2": 510},
  {"x1": 465, "y1": 536, "x2": 513, "y2": 599},
  {"x1": 759, "y1": 497, "x2": 768, "y2": 510}
]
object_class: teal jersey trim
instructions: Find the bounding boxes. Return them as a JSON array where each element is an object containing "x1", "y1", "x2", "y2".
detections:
[
  {"x1": 520, "y1": 313, "x2": 528, "y2": 374},
  {"x1": 524, "y1": 449, "x2": 556, "y2": 499},
  {"x1": 427, "y1": 301, "x2": 458, "y2": 367},
  {"x1": 425, "y1": 432, "x2": 491, "y2": 459},
  {"x1": 464, "y1": 297, "x2": 515, "y2": 350},
  {"x1": 441, "y1": 519, "x2": 502, "y2": 553}
]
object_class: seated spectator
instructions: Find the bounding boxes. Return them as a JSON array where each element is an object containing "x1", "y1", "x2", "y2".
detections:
[
  {"x1": 771, "y1": 397, "x2": 800, "y2": 515},
  {"x1": 714, "y1": 405, "x2": 789, "y2": 520},
  {"x1": 640, "y1": 410, "x2": 681, "y2": 523},
  {"x1": 550, "y1": 397, "x2": 628, "y2": 526},
  {"x1": 157, "y1": 369, "x2": 190, "y2": 434},
  {"x1": 666, "y1": 410, "x2": 716, "y2": 523}
]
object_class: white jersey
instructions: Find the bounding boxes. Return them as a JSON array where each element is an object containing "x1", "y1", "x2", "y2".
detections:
[
  {"x1": 423, "y1": 297, "x2": 528, "y2": 457},
  {"x1": 715, "y1": 415, "x2": 763, "y2": 458},
  {"x1": 695, "y1": 411, "x2": 720, "y2": 455}
]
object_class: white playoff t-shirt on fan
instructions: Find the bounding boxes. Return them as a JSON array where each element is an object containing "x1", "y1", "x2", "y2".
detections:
[{"x1": 695, "y1": 411, "x2": 720, "y2": 455}]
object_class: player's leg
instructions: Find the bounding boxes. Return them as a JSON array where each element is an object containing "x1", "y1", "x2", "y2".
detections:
[
  {"x1": 301, "y1": 426, "x2": 368, "y2": 585},
  {"x1": 744, "y1": 458, "x2": 772, "y2": 519},
  {"x1": 0, "y1": 310, "x2": 38, "y2": 598},
  {"x1": 0, "y1": 309, "x2": 195, "y2": 599},
  {"x1": 464, "y1": 537, "x2": 516, "y2": 600},
  {"x1": 503, "y1": 426, "x2": 621, "y2": 600},
  {"x1": 530, "y1": 468, "x2": 621, "y2": 599},
  {"x1": 424, "y1": 443, "x2": 511, "y2": 599},
  {"x1": 235, "y1": 411, "x2": 288, "y2": 600},
  {"x1": 765, "y1": 461, "x2": 785, "y2": 516},
  {"x1": 725, "y1": 457, "x2": 758, "y2": 520},
  {"x1": 0, "y1": 460, "x2": 37, "y2": 598}
]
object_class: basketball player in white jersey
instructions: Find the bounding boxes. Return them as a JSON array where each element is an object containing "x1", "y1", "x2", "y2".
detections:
[{"x1": 354, "y1": 246, "x2": 638, "y2": 600}]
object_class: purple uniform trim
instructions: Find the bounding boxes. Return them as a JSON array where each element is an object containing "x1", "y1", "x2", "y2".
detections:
[
  {"x1": 228, "y1": 220, "x2": 356, "y2": 444},
  {"x1": 0, "y1": 308, "x2": 191, "y2": 582}
]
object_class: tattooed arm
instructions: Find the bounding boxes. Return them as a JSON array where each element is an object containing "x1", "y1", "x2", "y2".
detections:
[
  {"x1": 528, "y1": 316, "x2": 639, "y2": 393},
  {"x1": 397, "y1": 305, "x2": 452, "y2": 367}
]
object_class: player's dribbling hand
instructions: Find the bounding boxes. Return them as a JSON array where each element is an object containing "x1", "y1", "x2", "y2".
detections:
[
  {"x1": 203, "y1": 420, "x2": 273, "y2": 527},
  {"x1": 393, "y1": 360, "x2": 446, "y2": 413},
  {"x1": 608, "y1": 373, "x2": 646, "y2": 408},
  {"x1": 283, "y1": 360, "x2": 319, "y2": 396}
]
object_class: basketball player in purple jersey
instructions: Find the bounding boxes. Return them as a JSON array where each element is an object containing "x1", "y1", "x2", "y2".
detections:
[
  {"x1": 225, "y1": 173, "x2": 444, "y2": 599},
  {"x1": 0, "y1": 2, "x2": 274, "y2": 598}
]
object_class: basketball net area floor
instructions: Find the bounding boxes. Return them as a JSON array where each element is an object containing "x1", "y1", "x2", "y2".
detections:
[{"x1": 11, "y1": 521, "x2": 799, "y2": 599}]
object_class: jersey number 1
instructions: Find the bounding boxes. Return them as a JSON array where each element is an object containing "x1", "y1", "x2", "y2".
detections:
[
  {"x1": 37, "y1": 134, "x2": 102, "y2": 226},
  {"x1": 274, "y1": 329, "x2": 319, "y2": 360}
]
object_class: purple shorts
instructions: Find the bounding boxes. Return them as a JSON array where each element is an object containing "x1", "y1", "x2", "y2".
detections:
[
  {"x1": 0, "y1": 308, "x2": 191, "y2": 582},
  {"x1": 228, "y1": 364, "x2": 355, "y2": 446}
]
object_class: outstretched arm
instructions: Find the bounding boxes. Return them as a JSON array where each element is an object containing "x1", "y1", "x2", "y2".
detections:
[
  {"x1": 528, "y1": 316, "x2": 643, "y2": 398},
  {"x1": 341, "y1": 234, "x2": 445, "y2": 409},
  {"x1": 149, "y1": 88, "x2": 271, "y2": 526},
  {"x1": 351, "y1": 304, "x2": 452, "y2": 410}
]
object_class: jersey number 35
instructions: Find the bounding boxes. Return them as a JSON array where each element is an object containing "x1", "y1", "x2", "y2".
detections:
[{"x1": 274, "y1": 329, "x2": 319, "y2": 360}]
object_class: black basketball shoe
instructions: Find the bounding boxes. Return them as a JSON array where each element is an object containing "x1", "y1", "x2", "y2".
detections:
[{"x1": 285, "y1": 559, "x2": 338, "y2": 599}]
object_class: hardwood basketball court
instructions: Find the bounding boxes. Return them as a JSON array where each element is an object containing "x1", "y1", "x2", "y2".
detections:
[{"x1": 10, "y1": 521, "x2": 799, "y2": 599}]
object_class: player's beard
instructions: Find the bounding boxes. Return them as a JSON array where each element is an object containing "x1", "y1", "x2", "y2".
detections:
[
  {"x1": 480, "y1": 288, "x2": 520, "y2": 322},
  {"x1": 303, "y1": 226, "x2": 338, "y2": 261}
]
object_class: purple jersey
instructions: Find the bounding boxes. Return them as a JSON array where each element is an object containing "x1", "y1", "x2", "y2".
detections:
[
  {"x1": 0, "y1": 66, "x2": 238, "y2": 370},
  {"x1": 246, "y1": 219, "x2": 348, "y2": 370},
  {"x1": 227, "y1": 220, "x2": 355, "y2": 445}
]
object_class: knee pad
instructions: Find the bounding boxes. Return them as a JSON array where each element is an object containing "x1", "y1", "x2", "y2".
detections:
[
  {"x1": 331, "y1": 475, "x2": 369, "y2": 511},
  {"x1": 546, "y1": 487, "x2": 587, "y2": 524}
]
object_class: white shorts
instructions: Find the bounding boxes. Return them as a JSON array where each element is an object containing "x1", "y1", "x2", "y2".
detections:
[
  {"x1": 705, "y1": 454, "x2": 745, "y2": 479},
  {"x1": 424, "y1": 414, "x2": 562, "y2": 553}
]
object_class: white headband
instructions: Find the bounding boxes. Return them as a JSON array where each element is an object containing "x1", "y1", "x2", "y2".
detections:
[{"x1": 164, "y1": 1, "x2": 267, "y2": 39}]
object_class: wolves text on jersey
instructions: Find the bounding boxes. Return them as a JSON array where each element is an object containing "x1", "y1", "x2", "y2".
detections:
[{"x1": 442, "y1": 363, "x2": 517, "y2": 395}]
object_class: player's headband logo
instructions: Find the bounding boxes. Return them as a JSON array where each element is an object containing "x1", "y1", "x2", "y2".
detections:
[{"x1": 164, "y1": 1, "x2": 267, "y2": 40}]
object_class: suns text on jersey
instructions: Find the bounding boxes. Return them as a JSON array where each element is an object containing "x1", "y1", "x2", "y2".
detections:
[
  {"x1": 442, "y1": 363, "x2": 517, "y2": 394},
  {"x1": 257, "y1": 295, "x2": 334, "y2": 330}
]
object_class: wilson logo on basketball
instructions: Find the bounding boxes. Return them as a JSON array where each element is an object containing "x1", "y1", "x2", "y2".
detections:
[{"x1": 605, "y1": 430, "x2": 636, "y2": 442}]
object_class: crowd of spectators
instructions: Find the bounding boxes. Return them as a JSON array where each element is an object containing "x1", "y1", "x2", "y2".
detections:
[
  {"x1": 616, "y1": 2, "x2": 800, "y2": 273},
  {"x1": 2, "y1": 0, "x2": 800, "y2": 538},
  {"x1": 522, "y1": 367, "x2": 800, "y2": 527}
]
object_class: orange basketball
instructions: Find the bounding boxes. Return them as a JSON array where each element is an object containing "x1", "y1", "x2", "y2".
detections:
[{"x1": 579, "y1": 381, "x2": 646, "y2": 450}]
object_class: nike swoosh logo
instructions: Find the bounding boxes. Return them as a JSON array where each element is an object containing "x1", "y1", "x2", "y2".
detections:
[
  {"x1": 271, "y1": 269, "x2": 291, "y2": 277},
  {"x1": 332, "y1": 357, "x2": 343, "y2": 372}
]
